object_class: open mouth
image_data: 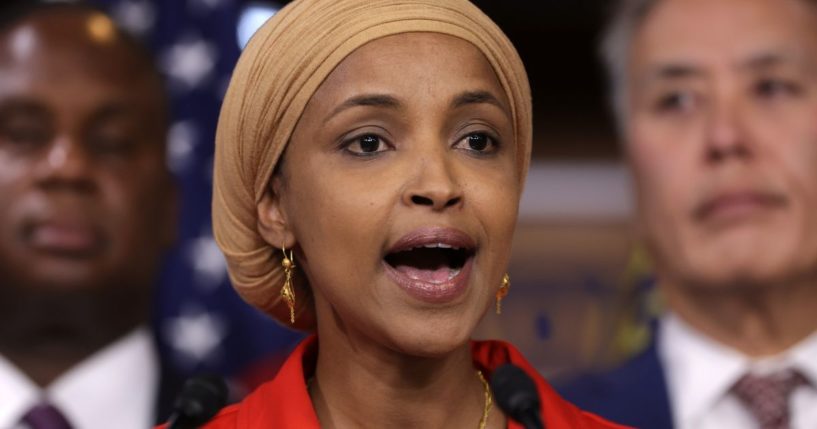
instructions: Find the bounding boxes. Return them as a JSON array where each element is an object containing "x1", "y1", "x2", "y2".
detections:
[
  {"x1": 384, "y1": 244, "x2": 473, "y2": 284},
  {"x1": 383, "y1": 228, "x2": 476, "y2": 303}
]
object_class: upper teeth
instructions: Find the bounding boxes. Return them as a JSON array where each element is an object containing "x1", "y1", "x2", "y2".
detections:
[{"x1": 418, "y1": 243, "x2": 456, "y2": 249}]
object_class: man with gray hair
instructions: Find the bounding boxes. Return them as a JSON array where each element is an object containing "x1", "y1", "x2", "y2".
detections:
[{"x1": 558, "y1": 0, "x2": 817, "y2": 428}]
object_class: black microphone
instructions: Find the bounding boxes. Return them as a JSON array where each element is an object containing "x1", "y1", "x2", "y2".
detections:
[
  {"x1": 490, "y1": 364, "x2": 545, "y2": 429},
  {"x1": 167, "y1": 374, "x2": 228, "y2": 429}
]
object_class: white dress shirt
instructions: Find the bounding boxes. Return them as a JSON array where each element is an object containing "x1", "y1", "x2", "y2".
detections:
[
  {"x1": 658, "y1": 313, "x2": 817, "y2": 429},
  {"x1": 0, "y1": 327, "x2": 159, "y2": 429}
]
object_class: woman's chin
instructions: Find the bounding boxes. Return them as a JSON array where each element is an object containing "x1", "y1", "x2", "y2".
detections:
[{"x1": 381, "y1": 319, "x2": 476, "y2": 359}]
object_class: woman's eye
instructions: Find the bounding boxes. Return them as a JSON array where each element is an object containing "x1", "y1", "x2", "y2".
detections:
[
  {"x1": 344, "y1": 134, "x2": 389, "y2": 155},
  {"x1": 456, "y1": 132, "x2": 496, "y2": 153}
]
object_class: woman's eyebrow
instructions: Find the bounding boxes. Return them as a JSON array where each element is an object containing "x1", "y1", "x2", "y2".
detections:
[
  {"x1": 450, "y1": 90, "x2": 506, "y2": 111},
  {"x1": 326, "y1": 94, "x2": 401, "y2": 121}
]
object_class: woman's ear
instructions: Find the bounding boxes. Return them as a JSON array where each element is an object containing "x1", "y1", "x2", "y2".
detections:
[{"x1": 257, "y1": 177, "x2": 296, "y2": 248}]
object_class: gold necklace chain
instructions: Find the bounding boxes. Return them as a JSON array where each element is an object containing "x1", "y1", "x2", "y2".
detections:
[{"x1": 476, "y1": 370, "x2": 492, "y2": 429}]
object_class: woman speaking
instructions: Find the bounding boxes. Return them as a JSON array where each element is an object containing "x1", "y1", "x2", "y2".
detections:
[{"x1": 182, "y1": 0, "x2": 628, "y2": 427}]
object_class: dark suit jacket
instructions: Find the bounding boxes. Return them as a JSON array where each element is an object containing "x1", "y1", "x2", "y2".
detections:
[{"x1": 555, "y1": 336, "x2": 675, "y2": 429}]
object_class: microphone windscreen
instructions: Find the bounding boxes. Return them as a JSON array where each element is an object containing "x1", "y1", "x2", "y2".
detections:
[
  {"x1": 490, "y1": 364, "x2": 544, "y2": 429},
  {"x1": 173, "y1": 374, "x2": 228, "y2": 426}
]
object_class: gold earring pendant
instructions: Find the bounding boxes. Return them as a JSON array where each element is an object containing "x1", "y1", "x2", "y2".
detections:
[
  {"x1": 281, "y1": 245, "x2": 296, "y2": 324},
  {"x1": 495, "y1": 273, "x2": 510, "y2": 315}
]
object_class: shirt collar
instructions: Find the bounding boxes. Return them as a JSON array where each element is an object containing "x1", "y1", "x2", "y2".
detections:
[
  {"x1": 0, "y1": 327, "x2": 158, "y2": 429},
  {"x1": 659, "y1": 313, "x2": 817, "y2": 428},
  {"x1": 788, "y1": 329, "x2": 817, "y2": 387},
  {"x1": 48, "y1": 327, "x2": 159, "y2": 429},
  {"x1": 658, "y1": 313, "x2": 748, "y2": 428},
  {"x1": 230, "y1": 335, "x2": 623, "y2": 429},
  {"x1": 0, "y1": 354, "x2": 40, "y2": 427}
]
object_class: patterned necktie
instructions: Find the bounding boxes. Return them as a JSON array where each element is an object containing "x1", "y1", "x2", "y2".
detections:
[
  {"x1": 18, "y1": 403, "x2": 73, "y2": 429},
  {"x1": 732, "y1": 368, "x2": 809, "y2": 429}
]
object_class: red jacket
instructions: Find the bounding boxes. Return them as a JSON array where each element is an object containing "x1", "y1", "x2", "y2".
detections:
[{"x1": 161, "y1": 337, "x2": 629, "y2": 428}]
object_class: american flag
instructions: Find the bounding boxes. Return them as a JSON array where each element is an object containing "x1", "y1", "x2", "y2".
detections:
[{"x1": 89, "y1": 0, "x2": 303, "y2": 388}]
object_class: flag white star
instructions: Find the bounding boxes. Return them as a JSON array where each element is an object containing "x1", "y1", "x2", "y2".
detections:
[
  {"x1": 164, "y1": 307, "x2": 226, "y2": 366},
  {"x1": 236, "y1": 4, "x2": 280, "y2": 49},
  {"x1": 187, "y1": 233, "x2": 228, "y2": 292},
  {"x1": 161, "y1": 37, "x2": 218, "y2": 91},
  {"x1": 167, "y1": 120, "x2": 198, "y2": 174},
  {"x1": 110, "y1": 0, "x2": 156, "y2": 37}
]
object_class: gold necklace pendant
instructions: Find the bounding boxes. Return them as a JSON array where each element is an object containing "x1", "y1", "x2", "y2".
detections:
[{"x1": 476, "y1": 370, "x2": 492, "y2": 429}]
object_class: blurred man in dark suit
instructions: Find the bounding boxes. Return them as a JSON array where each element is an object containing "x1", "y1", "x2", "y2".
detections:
[
  {"x1": 0, "y1": 2, "x2": 179, "y2": 427},
  {"x1": 558, "y1": 0, "x2": 817, "y2": 428}
]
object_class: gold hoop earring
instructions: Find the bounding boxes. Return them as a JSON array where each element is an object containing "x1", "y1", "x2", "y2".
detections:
[
  {"x1": 496, "y1": 273, "x2": 510, "y2": 315},
  {"x1": 281, "y1": 244, "x2": 296, "y2": 324}
]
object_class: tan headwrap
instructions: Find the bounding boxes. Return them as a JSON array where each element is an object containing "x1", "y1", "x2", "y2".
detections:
[{"x1": 213, "y1": 0, "x2": 532, "y2": 330}]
